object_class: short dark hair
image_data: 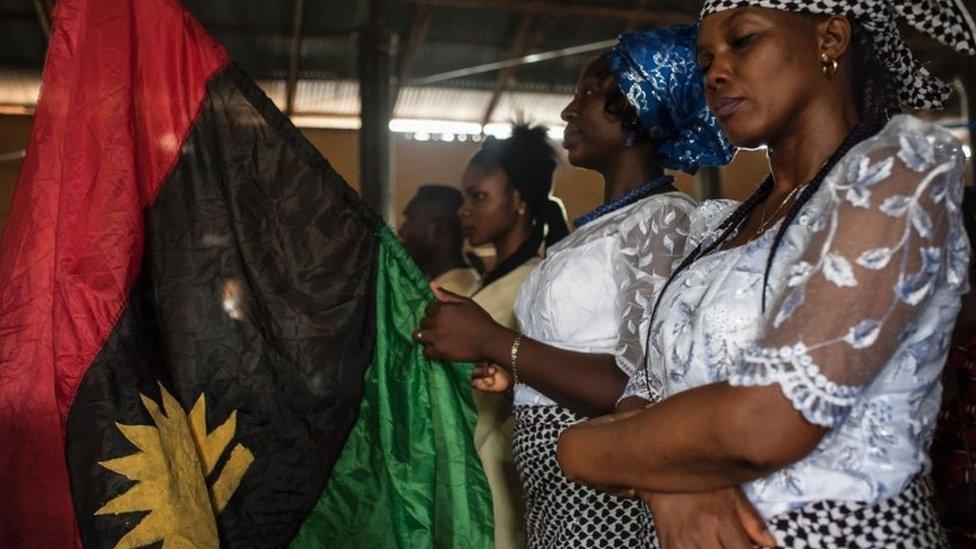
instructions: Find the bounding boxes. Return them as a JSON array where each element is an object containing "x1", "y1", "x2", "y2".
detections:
[
  {"x1": 410, "y1": 185, "x2": 463, "y2": 236},
  {"x1": 414, "y1": 185, "x2": 462, "y2": 210}
]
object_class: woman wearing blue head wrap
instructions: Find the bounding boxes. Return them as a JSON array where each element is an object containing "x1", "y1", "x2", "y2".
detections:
[{"x1": 416, "y1": 25, "x2": 734, "y2": 547}]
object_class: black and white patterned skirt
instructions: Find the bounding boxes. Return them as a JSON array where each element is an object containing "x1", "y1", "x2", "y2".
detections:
[
  {"x1": 767, "y1": 477, "x2": 948, "y2": 548},
  {"x1": 513, "y1": 404, "x2": 947, "y2": 548},
  {"x1": 512, "y1": 405, "x2": 657, "y2": 548}
]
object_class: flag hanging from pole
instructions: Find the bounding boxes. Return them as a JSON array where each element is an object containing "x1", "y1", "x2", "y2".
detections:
[{"x1": 0, "y1": 0, "x2": 493, "y2": 547}]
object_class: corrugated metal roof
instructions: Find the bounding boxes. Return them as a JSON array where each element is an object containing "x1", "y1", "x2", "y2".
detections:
[
  {"x1": 1, "y1": 0, "x2": 971, "y2": 129},
  {"x1": 0, "y1": 0, "x2": 703, "y2": 89},
  {"x1": 425, "y1": 6, "x2": 517, "y2": 48},
  {"x1": 490, "y1": 91, "x2": 568, "y2": 126},
  {"x1": 0, "y1": 69, "x2": 566, "y2": 129},
  {"x1": 395, "y1": 85, "x2": 494, "y2": 121}
]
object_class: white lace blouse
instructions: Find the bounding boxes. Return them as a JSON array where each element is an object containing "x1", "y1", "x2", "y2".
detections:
[
  {"x1": 623, "y1": 115, "x2": 970, "y2": 518},
  {"x1": 513, "y1": 191, "x2": 698, "y2": 408}
]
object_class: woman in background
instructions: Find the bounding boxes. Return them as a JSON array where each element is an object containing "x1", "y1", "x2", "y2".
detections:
[{"x1": 455, "y1": 124, "x2": 568, "y2": 548}]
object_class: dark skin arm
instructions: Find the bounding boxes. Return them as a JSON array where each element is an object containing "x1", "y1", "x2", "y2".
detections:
[
  {"x1": 416, "y1": 285, "x2": 628, "y2": 418},
  {"x1": 557, "y1": 381, "x2": 825, "y2": 493},
  {"x1": 419, "y1": 287, "x2": 778, "y2": 548},
  {"x1": 616, "y1": 395, "x2": 651, "y2": 412},
  {"x1": 562, "y1": 401, "x2": 777, "y2": 548}
]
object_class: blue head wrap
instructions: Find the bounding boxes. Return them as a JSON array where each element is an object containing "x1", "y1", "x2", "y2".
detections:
[{"x1": 607, "y1": 24, "x2": 735, "y2": 174}]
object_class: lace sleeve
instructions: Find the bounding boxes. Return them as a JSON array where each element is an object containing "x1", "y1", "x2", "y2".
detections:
[
  {"x1": 730, "y1": 116, "x2": 969, "y2": 428},
  {"x1": 617, "y1": 198, "x2": 738, "y2": 404},
  {"x1": 614, "y1": 198, "x2": 695, "y2": 400}
]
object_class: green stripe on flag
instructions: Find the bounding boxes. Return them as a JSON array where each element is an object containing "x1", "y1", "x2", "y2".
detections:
[{"x1": 290, "y1": 226, "x2": 494, "y2": 548}]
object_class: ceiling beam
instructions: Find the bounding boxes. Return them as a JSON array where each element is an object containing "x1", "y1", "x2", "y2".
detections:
[
  {"x1": 624, "y1": 0, "x2": 653, "y2": 32},
  {"x1": 395, "y1": 0, "x2": 692, "y2": 25},
  {"x1": 206, "y1": 26, "x2": 359, "y2": 43},
  {"x1": 409, "y1": 38, "x2": 615, "y2": 86},
  {"x1": 284, "y1": 0, "x2": 307, "y2": 116},
  {"x1": 30, "y1": 0, "x2": 51, "y2": 41},
  {"x1": 394, "y1": 3, "x2": 433, "y2": 102},
  {"x1": 481, "y1": 12, "x2": 552, "y2": 125},
  {"x1": 482, "y1": 14, "x2": 534, "y2": 126}
]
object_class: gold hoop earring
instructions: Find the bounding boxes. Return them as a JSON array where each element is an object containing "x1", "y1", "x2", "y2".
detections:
[{"x1": 820, "y1": 52, "x2": 838, "y2": 80}]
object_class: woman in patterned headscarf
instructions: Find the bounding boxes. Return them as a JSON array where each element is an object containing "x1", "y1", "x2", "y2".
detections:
[
  {"x1": 558, "y1": 1, "x2": 976, "y2": 547},
  {"x1": 416, "y1": 25, "x2": 734, "y2": 548}
]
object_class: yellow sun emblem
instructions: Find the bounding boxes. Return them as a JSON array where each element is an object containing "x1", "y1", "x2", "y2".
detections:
[{"x1": 96, "y1": 384, "x2": 254, "y2": 548}]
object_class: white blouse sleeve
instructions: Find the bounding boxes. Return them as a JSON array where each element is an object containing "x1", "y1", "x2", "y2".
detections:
[
  {"x1": 616, "y1": 198, "x2": 738, "y2": 404},
  {"x1": 730, "y1": 116, "x2": 969, "y2": 428},
  {"x1": 613, "y1": 199, "x2": 693, "y2": 378}
]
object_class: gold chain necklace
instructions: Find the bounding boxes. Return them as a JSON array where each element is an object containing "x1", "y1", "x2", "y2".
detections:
[{"x1": 757, "y1": 184, "x2": 804, "y2": 234}]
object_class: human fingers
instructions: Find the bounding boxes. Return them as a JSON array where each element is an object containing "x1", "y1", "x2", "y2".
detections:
[
  {"x1": 604, "y1": 486, "x2": 637, "y2": 499},
  {"x1": 735, "y1": 490, "x2": 776, "y2": 547},
  {"x1": 472, "y1": 378, "x2": 507, "y2": 393},
  {"x1": 714, "y1": 518, "x2": 755, "y2": 549}
]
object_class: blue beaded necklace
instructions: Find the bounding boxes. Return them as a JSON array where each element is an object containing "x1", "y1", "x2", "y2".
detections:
[{"x1": 572, "y1": 174, "x2": 674, "y2": 229}]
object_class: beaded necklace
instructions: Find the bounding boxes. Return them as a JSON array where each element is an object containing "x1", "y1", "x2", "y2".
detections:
[{"x1": 572, "y1": 174, "x2": 674, "y2": 229}]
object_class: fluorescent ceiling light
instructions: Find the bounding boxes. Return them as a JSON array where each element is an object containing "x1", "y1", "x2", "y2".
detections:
[{"x1": 388, "y1": 119, "x2": 482, "y2": 135}]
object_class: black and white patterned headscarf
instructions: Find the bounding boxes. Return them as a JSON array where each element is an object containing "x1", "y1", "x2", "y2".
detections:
[{"x1": 699, "y1": 0, "x2": 976, "y2": 110}]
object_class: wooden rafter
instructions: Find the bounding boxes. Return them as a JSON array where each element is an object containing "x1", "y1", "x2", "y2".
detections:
[
  {"x1": 395, "y1": 2, "x2": 434, "y2": 100},
  {"x1": 0, "y1": 8, "x2": 359, "y2": 44},
  {"x1": 624, "y1": 0, "x2": 653, "y2": 32},
  {"x1": 395, "y1": 0, "x2": 692, "y2": 25},
  {"x1": 29, "y1": 0, "x2": 51, "y2": 41},
  {"x1": 481, "y1": 12, "x2": 552, "y2": 125},
  {"x1": 284, "y1": 0, "x2": 306, "y2": 117},
  {"x1": 409, "y1": 38, "x2": 615, "y2": 86},
  {"x1": 211, "y1": 27, "x2": 359, "y2": 43}
]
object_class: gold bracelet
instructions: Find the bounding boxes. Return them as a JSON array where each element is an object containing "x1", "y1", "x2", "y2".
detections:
[{"x1": 509, "y1": 335, "x2": 522, "y2": 385}]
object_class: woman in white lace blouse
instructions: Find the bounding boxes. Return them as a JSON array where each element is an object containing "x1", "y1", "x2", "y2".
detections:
[
  {"x1": 557, "y1": 2, "x2": 976, "y2": 547},
  {"x1": 415, "y1": 26, "x2": 734, "y2": 548}
]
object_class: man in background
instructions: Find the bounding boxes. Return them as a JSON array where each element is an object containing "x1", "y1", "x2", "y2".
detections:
[{"x1": 399, "y1": 185, "x2": 478, "y2": 294}]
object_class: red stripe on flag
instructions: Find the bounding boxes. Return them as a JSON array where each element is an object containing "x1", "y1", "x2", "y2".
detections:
[{"x1": 0, "y1": 0, "x2": 228, "y2": 545}]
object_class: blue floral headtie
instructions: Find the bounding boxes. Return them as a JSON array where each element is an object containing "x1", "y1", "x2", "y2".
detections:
[{"x1": 608, "y1": 24, "x2": 735, "y2": 174}]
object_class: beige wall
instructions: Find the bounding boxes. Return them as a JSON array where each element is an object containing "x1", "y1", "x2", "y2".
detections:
[
  {"x1": 0, "y1": 114, "x2": 770, "y2": 238},
  {"x1": 299, "y1": 129, "x2": 614, "y2": 224},
  {"x1": 283, "y1": 127, "x2": 770, "y2": 224}
]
